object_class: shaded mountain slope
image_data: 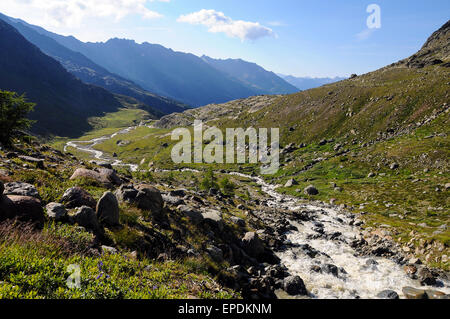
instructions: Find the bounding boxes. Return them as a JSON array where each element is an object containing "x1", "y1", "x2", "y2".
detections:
[
  {"x1": 33, "y1": 33, "x2": 262, "y2": 107},
  {"x1": 0, "y1": 19, "x2": 122, "y2": 137},
  {"x1": 0, "y1": 13, "x2": 188, "y2": 115}
]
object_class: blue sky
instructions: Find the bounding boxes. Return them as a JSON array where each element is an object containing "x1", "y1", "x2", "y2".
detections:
[{"x1": 1, "y1": 0, "x2": 449, "y2": 77}]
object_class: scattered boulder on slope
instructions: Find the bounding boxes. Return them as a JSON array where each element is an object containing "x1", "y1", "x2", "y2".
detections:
[
  {"x1": 115, "y1": 184, "x2": 165, "y2": 219},
  {"x1": 0, "y1": 194, "x2": 44, "y2": 225},
  {"x1": 177, "y1": 205, "x2": 203, "y2": 224},
  {"x1": 70, "y1": 168, "x2": 122, "y2": 188},
  {"x1": 71, "y1": 206, "x2": 100, "y2": 231},
  {"x1": 96, "y1": 191, "x2": 120, "y2": 226},
  {"x1": 241, "y1": 232, "x2": 265, "y2": 258},
  {"x1": 304, "y1": 185, "x2": 319, "y2": 195},
  {"x1": 18, "y1": 155, "x2": 45, "y2": 169},
  {"x1": 135, "y1": 184, "x2": 165, "y2": 218},
  {"x1": 45, "y1": 202, "x2": 67, "y2": 221},
  {"x1": 61, "y1": 187, "x2": 96, "y2": 209},
  {"x1": 284, "y1": 179, "x2": 298, "y2": 187},
  {"x1": 201, "y1": 209, "x2": 224, "y2": 231},
  {"x1": 3, "y1": 182, "x2": 40, "y2": 199},
  {"x1": 115, "y1": 184, "x2": 138, "y2": 203}
]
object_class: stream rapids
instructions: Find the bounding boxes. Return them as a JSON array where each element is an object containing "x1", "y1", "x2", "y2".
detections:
[{"x1": 65, "y1": 127, "x2": 450, "y2": 299}]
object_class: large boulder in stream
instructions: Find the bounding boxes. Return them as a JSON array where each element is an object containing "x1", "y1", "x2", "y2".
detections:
[
  {"x1": 376, "y1": 290, "x2": 399, "y2": 299},
  {"x1": 283, "y1": 276, "x2": 307, "y2": 296}
]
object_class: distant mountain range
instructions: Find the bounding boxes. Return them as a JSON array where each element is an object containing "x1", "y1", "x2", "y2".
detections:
[
  {"x1": 278, "y1": 74, "x2": 347, "y2": 91},
  {"x1": 0, "y1": 13, "x2": 300, "y2": 107},
  {"x1": 201, "y1": 56, "x2": 298, "y2": 95}
]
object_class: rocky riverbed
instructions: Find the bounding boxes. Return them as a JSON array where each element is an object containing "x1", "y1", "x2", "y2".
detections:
[{"x1": 65, "y1": 128, "x2": 450, "y2": 299}]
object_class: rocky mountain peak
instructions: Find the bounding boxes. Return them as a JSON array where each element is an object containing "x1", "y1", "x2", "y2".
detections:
[{"x1": 401, "y1": 20, "x2": 450, "y2": 68}]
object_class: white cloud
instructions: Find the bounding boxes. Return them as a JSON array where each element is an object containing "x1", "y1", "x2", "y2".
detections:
[
  {"x1": 0, "y1": 0, "x2": 166, "y2": 27},
  {"x1": 177, "y1": 9, "x2": 274, "y2": 41}
]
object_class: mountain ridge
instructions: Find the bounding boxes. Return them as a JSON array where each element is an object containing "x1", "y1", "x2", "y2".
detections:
[
  {"x1": 201, "y1": 55, "x2": 299, "y2": 94},
  {"x1": 2, "y1": 15, "x2": 299, "y2": 107},
  {"x1": 0, "y1": 13, "x2": 189, "y2": 115}
]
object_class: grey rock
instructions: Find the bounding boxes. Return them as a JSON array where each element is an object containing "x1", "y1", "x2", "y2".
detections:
[
  {"x1": 377, "y1": 290, "x2": 399, "y2": 299},
  {"x1": 45, "y1": 202, "x2": 67, "y2": 221},
  {"x1": 283, "y1": 276, "x2": 307, "y2": 296},
  {"x1": 206, "y1": 245, "x2": 223, "y2": 262},
  {"x1": 230, "y1": 216, "x2": 246, "y2": 227},
  {"x1": 101, "y1": 245, "x2": 118, "y2": 255},
  {"x1": 177, "y1": 205, "x2": 203, "y2": 224},
  {"x1": 169, "y1": 189, "x2": 187, "y2": 197},
  {"x1": 18, "y1": 155, "x2": 45, "y2": 169},
  {"x1": 135, "y1": 184, "x2": 164, "y2": 218},
  {"x1": 408, "y1": 258, "x2": 422, "y2": 265},
  {"x1": 115, "y1": 184, "x2": 138, "y2": 203},
  {"x1": 62, "y1": 187, "x2": 96, "y2": 209},
  {"x1": 390, "y1": 163, "x2": 399, "y2": 170},
  {"x1": 285, "y1": 179, "x2": 298, "y2": 187},
  {"x1": 162, "y1": 194, "x2": 184, "y2": 206},
  {"x1": 0, "y1": 195, "x2": 44, "y2": 224},
  {"x1": 3, "y1": 182, "x2": 40, "y2": 199},
  {"x1": 96, "y1": 192, "x2": 120, "y2": 226},
  {"x1": 201, "y1": 209, "x2": 224, "y2": 231},
  {"x1": 70, "y1": 168, "x2": 122, "y2": 187},
  {"x1": 304, "y1": 185, "x2": 319, "y2": 196},
  {"x1": 241, "y1": 232, "x2": 265, "y2": 258},
  {"x1": 321, "y1": 264, "x2": 339, "y2": 277},
  {"x1": 71, "y1": 206, "x2": 99, "y2": 231},
  {"x1": 416, "y1": 266, "x2": 437, "y2": 286}
]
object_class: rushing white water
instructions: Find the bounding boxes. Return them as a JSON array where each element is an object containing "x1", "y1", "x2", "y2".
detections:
[
  {"x1": 65, "y1": 126, "x2": 449, "y2": 299},
  {"x1": 229, "y1": 172, "x2": 450, "y2": 299}
]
